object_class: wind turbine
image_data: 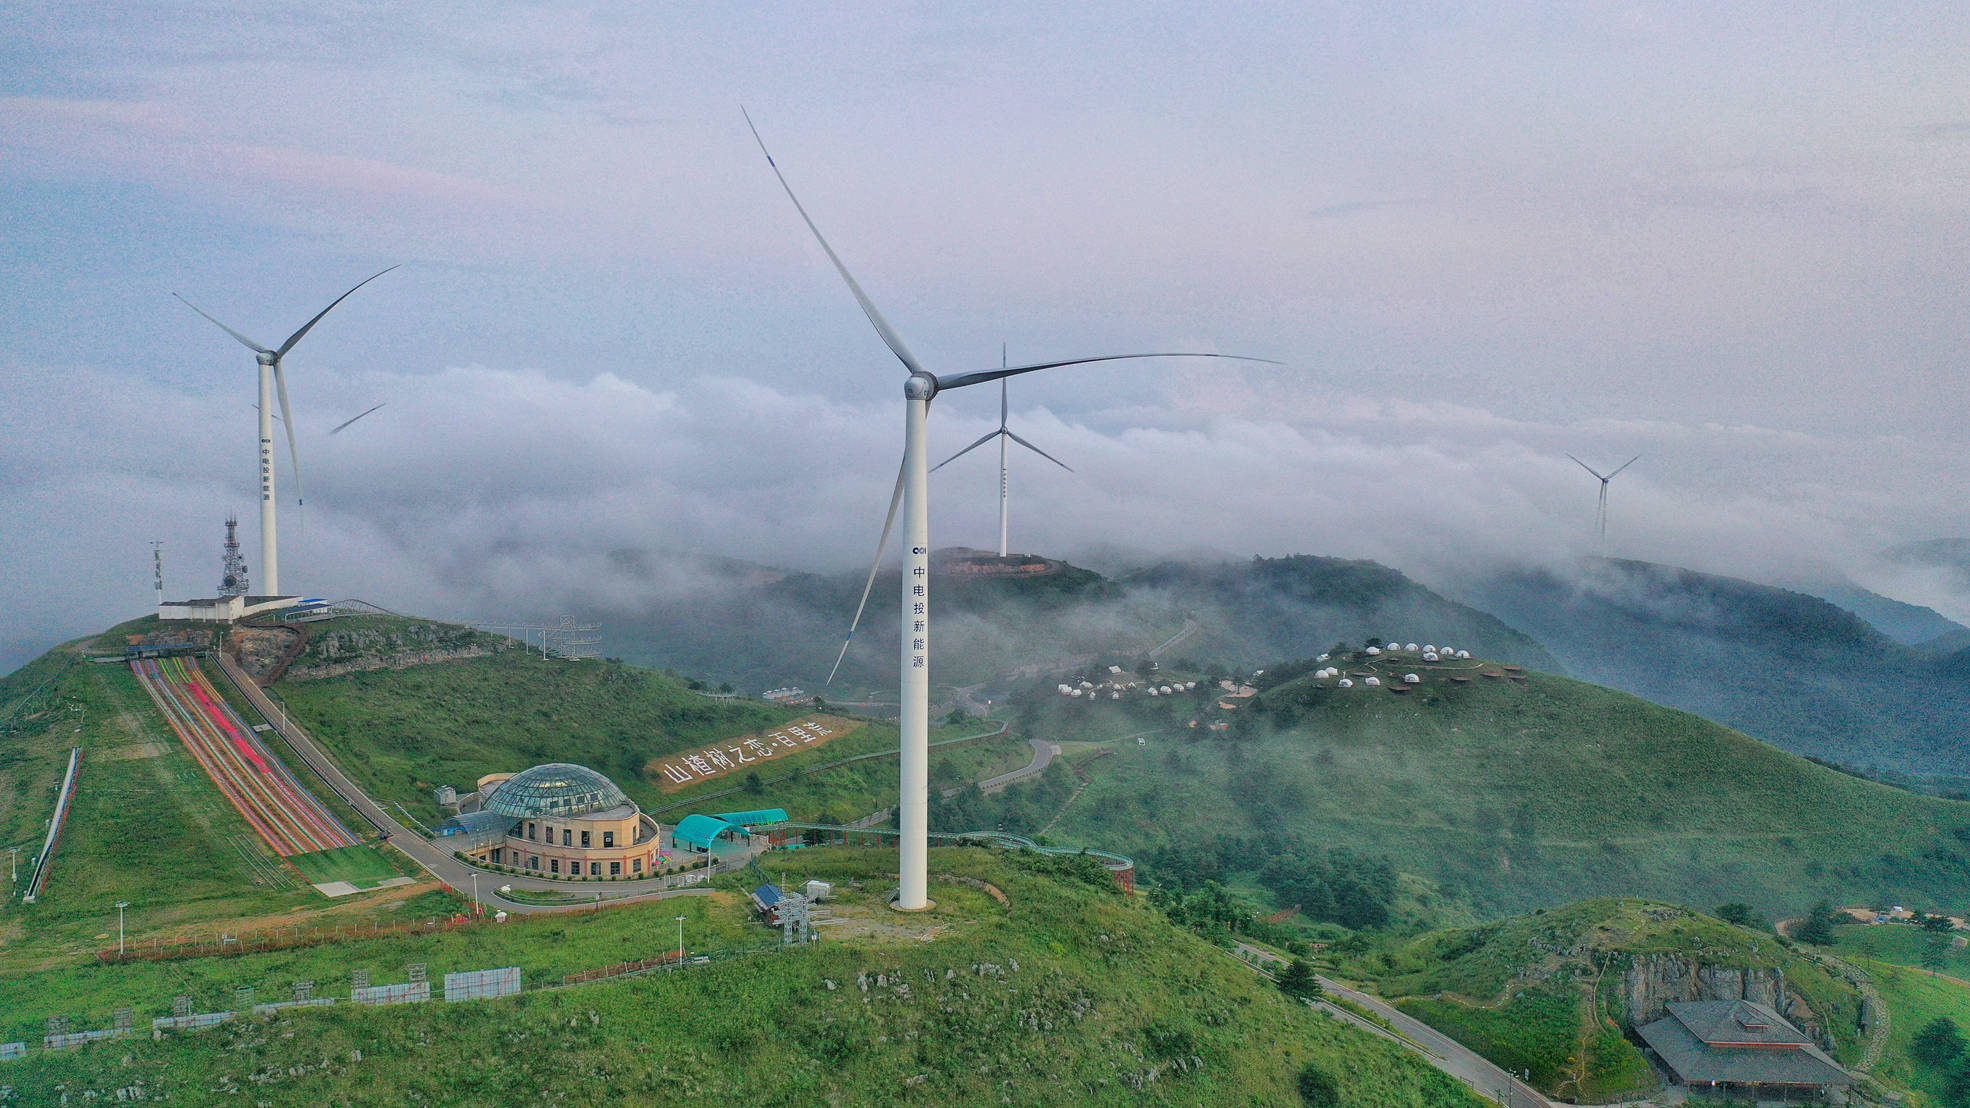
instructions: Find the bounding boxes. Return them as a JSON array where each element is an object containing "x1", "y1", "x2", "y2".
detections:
[
  {"x1": 175, "y1": 267, "x2": 395, "y2": 594},
  {"x1": 746, "y1": 111, "x2": 1271, "y2": 911},
  {"x1": 932, "y1": 354, "x2": 1072, "y2": 558},
  {"x1": 1566, "y1": 454, "x2": 1639, "y2": 557}
]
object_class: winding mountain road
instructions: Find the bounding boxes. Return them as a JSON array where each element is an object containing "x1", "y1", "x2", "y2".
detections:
[{"x1": 1230, "y1": 943, "x2": 1553, "y2": 1107}]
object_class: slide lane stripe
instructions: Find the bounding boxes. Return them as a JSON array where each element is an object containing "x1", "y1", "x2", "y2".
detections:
[
  {"x1": 133, "y1": 659, "x2": 358, "y2": 856},
  {"x1": 181, "y1": 665, "x2": 355, "y2": 850}
]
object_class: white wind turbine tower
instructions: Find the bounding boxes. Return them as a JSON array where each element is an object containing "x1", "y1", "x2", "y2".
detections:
[
  {"x1": 932, "y1": 357, "x2": 1073, "y2": 558},
  {"x1": 1567, "y1": 454, "x2": 1639, "y2": 558},
  {"x1": 175, "y1": 267, "x2": 396, "y2": 595},
  {"x1": 746, "y1": 112, "x2": 1271, "y2": 911}
]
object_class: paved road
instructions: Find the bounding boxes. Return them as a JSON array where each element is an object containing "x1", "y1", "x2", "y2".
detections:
[
  {"x1": 215, "y1": 652, "x2": 735, "y2": 916},
  {"x1": 1316, "y1": 975, "x2": 1554, "y2": 1107},
  {"x1": 976, "y1": 738, "x2": 1059, "y2": 794},
  {"x1": 1230, "y1": 943, "x2": 1553, "y2": 1107}
]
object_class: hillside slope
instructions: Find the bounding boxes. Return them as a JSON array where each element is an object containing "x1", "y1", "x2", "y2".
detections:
[
  {"x1": 1017, "y1": 657, "x2": 1970, "y2": 918},
  {"x1": 1449, "y1": 558, "x2": 1970, "y2": 776},
  {"x1": 6, "y1": 848, "x2": 1484, "y2": 1107}
]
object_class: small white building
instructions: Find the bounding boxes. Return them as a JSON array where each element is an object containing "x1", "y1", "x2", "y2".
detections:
[
  {"x1": 1364, "y1": 676, "x2": 1381, "y2": 687},
  {"x1": 1365, "y1": 646, "x2": 1382, "y2": 656},
  {"x1": 1423, "y1": 652, "x2": 1439, "y2": 662},
  {"x1": 1337, "y1": 678, "x2": 1354, "y2": 688},
  {"x1": 159, "y1": 594, "x2": 299, "y2": 623},
  {"x1": 1403, "y1": 673, "x2": 1421, "y2": 684}
]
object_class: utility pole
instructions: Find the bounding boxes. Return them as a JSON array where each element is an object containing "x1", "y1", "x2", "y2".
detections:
[
  {"x1": 115, "y1": 901, "x2": 130, "y2": 955},
  {"x1": 675, "y1": 915, "x2": 686, "y2": 968}
]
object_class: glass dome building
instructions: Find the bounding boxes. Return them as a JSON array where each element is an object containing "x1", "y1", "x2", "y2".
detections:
[
  {"x1": 481, "y1": 763, "x2": 629, "y2": 819},
  {"x1": 442, "y1": 762, "x2": 662, "y2": 881}
]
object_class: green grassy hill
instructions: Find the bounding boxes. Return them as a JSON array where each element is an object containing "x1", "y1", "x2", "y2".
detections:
[
  {"x1": 269, "y1": 616, "x2": 1026, "y2": 828},
  {"x1": 1450, "y1": 557, "x2": 1970, "y2": 777},
  {"x1": 1015, "y1": 656, "x2": 1970, "y2": 920},
  {"x1": 5, "y1": 847, "x2": 1485, "y2": 1107},
  {"x1": 1340, "y1": 898, "x2": 1861, "y2": 1103}
]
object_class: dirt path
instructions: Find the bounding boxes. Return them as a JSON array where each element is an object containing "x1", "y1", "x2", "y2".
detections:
[{"x1": 1818, "y1": 953, "x2": 1889, "y2": 1072}]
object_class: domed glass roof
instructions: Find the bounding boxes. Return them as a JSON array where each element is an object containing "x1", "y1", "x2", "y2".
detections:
[{"x1": 482, "y1": 763, "x2": 630, "y2": 819}]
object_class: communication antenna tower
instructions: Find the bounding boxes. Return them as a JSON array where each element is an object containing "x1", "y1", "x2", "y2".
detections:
[
  {"x1": 219, "y1": 514, "x2": 250, "y2": 597},
  {"x1": 151, "y1": 541, "x2": 165, "y2": 608}
]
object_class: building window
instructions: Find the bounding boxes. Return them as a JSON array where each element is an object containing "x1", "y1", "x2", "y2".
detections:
[
  {"x1": 581, "y1": 830, "x2": 592, "y2": 847},
  {"x1": 549, "y1": 859, "x2": 560, "y2": 874},
  {"x1": 526, "y1": 822, "x2": 536, "y2": 841},
  {"x1": 610, "y1": 861, "x2": 621, "y2": 876},
  {"x1": 528, "y1": 855, "x2": 539, "y2": 870},
  {"x1": 603, "y1": 831, "x2": 615, "y2": 848},
  {"x1": 490, "y1": 849, "x2": 502, "y2": 864},
  {"x1": 633, "y1": 858, "x2": 643, "y2": 873},
  {"x1": 563, "y1": 829, "x2": 572, "y2": 847}
]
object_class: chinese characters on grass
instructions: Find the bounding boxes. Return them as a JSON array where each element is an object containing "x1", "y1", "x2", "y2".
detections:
[{"x1": 648, "y1": 715, "x2": 865, "y2": 791}]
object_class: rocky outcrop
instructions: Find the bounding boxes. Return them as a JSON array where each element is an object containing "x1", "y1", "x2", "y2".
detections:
[
  {"x1": 286, "y1": 644, "x2": 505, "y2": 681},
  {"x1": 1623, "y1": 955, "x2": 1786, "y2": 1024},
  {"x1": 1623, "y1": 954, "x2": 1827, "y2": 1045},
  {"x1": 282, "y1": 623, "x2": 512, "y2": 681},
  {"x1": 230, "y1": 625, "x2": 305, "y2": 683}
]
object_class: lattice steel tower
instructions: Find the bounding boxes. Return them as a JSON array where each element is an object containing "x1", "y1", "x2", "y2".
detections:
[{"x1": 219, "y1": 513, "x2": 250, "y2": 597}]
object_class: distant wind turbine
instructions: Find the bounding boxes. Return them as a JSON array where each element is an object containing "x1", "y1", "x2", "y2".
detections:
[
  {"x1": 1567, "y1": 453, "x2": 1639, "y2": 557},
  {"x1": 175, "y1": 267, "x2": 396, "y2": 594},
  {"x1": 745, "y1": 109, "x2": 1272, "y2": 911},
  {"x1": 932, "y1": 354, "x2": 1071, "y2": 558}
]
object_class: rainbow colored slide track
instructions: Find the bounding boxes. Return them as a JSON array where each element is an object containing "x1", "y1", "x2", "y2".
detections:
[{"x1": 132, "y1": 657, "x2": 358, "y2": 857}]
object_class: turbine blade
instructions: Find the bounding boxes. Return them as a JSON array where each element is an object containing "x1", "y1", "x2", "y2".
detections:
[
  {"x1": 826, "y1": 457, "x2": 907, "y2": 685},
  {"x1": 1606, "y1": 455, "x2": 1641, "y2": 480},
  {"x1": 1566, "y1": 453, "x2": 1608, "y2": 481},
  {"x1": 742, "y1": 109, "x2": 929, "y2": 380},
  {"x1": 937, "y1": 352, "x2": 1279, "y2": 392},
  {"x1": 931, "y1": 429, "x2": 1001, "y2": 472},
  {"x1": 173, "y1": 294, "x2": 271, "y2": 354},
  {"x1": 275, "y1": 265, "x2": 398, "y2": 357},
  {"x1": 273, "y1": 362, "x2": 303, "y2": 506},
  {"x1": 329, "y1": 403, "x2": 386, "y2": 435},
  {"x1": 1005, "y1": 429, "x2": 1072, "y2": 472}
]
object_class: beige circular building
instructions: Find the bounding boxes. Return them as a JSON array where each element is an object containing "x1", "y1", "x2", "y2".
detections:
[{"x1": 439, "y1": 763, "x2": 664, "y2": 879}]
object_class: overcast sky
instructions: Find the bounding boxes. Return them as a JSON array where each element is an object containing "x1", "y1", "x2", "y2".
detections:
[{"x1": 3, "y1": 2, "x2": 1969, "y2": 671}]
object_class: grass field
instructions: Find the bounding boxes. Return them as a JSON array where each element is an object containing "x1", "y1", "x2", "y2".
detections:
[
  {"x1": 274, "y1": 645, "x2": 836, "y2": 825},
  {"x1": 288, "y1": 845, "x2": 408, "y2": 889},
  {"x1": 1, "y1": 847, "x2": 1489, "y2": 1107},
  {"x1": 1852, "y1": 955, "x2": 1970, "y2": 1103},
  {"x1": 1831, "y1": 921, "x2": 1970, "y2": 1102},
  {"x1": 1834, "y1": 919, "x2": 1970, "y2": 979},
  {"x1": 1023, "y1": 665, "x2": 1970, "y2": 918}
]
